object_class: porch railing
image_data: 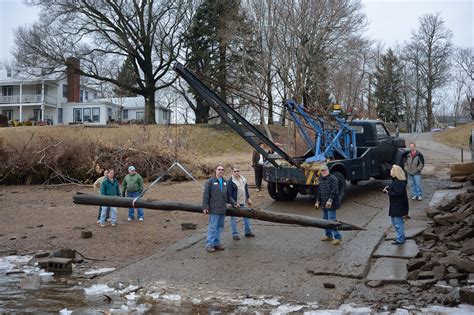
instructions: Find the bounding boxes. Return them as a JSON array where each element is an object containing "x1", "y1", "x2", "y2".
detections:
[{"x1": 0, "y1": 94, "x2": 57, "y2": 105}]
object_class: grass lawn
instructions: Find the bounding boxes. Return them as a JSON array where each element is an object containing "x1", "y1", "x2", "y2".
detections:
[{"x1": 433, "y1": 122, "x2": 474, "y2": 149}]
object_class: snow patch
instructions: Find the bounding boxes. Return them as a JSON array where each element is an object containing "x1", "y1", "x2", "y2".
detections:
[
  {"x1": 241, "y1": 298, "x2": 264, "y2": 306},
  {"x1": 84, "y1": 284, "x2": 115, "y2": 295},
  {"x1": 271, "y1": 304, "x2": 304, "y2": 314},
  {"x1": 162, "y1": 294, "x2": 182, "y2": 301},
  {"x1": 59, "y1": 308, "x2": 73, "y2": 315},
  {"x1": 84, "y1": 267, "x2": 116, "y2": 276},
  {"x1": 264, "y1": 298, "x2": 280, "y2": 306}
]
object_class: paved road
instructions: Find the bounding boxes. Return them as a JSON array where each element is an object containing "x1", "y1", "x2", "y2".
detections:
[{"x1": 101, "y1": 132, "x2": 460, "y2": 308}]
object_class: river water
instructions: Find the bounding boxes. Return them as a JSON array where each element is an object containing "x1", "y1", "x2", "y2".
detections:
[{"x1": 1, "y1": 255, "x2": 473, "y2": 314}]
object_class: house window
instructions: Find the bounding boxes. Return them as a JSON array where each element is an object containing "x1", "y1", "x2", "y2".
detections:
[
  {"x1": 36, "y1": 85, "x2": 42, "y2": 95},
  {"x1": 92, "y1": 107, "x2": 100, "y2": 122},
  {"x1": 73, "y1": 108, "x2": 82, "y2": 122},
  {"x1": 58, "y1": 108, "x2": 63, "y2": 124},
  {"x1": 136, "y1": 111, "x2": 144, "y2": 121},
  {"x1": 83, "y1": 108, "x2": 91, "y2": 122},
  {"x1": 6, "y1": 69, "x2": 12, "y2": 77},
  {"x1": 85, "y1": 91, "x2": 89, "y2": 101},
  {"x1": 93, "y1": 92, "x2": 97, "y2": 99},
  {"x1": 107, "y1": 108, "x2": 112, "y2": 120},
  {"x1": 2, "y1": 110, "x2": 13, "y2": 120},
  {"x1": 33, "y1": 109, "x2": 42, "y2": 121},
  {"x1": 2, "y1": 86, "x2": 13, "y2": 96},
  {"x1": 80, "y1": 90, "x2": 83, "y2": 102},
  {"x1": 44, "y1": 85, "x2": 48, "y2": 96},
  {"x1": 63, "y1": 85, "x2": 68, "y2": 98},
  {"x1": 123, "y1": 109, "x2": 128, "y2": 120}
]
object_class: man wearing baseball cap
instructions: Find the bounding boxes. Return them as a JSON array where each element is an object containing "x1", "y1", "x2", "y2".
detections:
[
  {"x1": 315, "y1": 164, "x2": 342, "y2": 245},
  {"x1": 122, "y1": 165, "x2": 145, "y2": 221}
]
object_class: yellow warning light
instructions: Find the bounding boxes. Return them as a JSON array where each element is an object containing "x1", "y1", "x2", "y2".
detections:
[{"x1": 333, "y1": 104, "x2": 341, "y2": 110}]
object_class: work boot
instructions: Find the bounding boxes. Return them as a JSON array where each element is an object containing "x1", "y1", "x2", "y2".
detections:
[
  {"x1": 214, "y1": 244, "x2": 225, "y2": 251},
  {"x1": 331, "y1": 239, "x2": 341, "y2": 245},
  {"x1": 206, "y1": 247, "x2": 216, "y2": 253},
  {"x1": 245, "y1": 232, "x2": 255, "y2": 238},
  {"x1": 321, "y1": 236, "x2": 333, "y2": 241}
]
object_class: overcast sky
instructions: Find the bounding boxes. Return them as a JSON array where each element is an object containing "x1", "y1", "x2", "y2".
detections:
[{"x1": 0, "y1": 0, "x2": 473, "y2": 63}]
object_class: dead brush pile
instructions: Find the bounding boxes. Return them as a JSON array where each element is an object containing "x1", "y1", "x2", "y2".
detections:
[{"x1": 0, "y1": 127, "x2": 212, "y2": 185}]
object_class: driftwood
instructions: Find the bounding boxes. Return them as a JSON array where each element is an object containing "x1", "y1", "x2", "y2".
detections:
[{"x1": 73, "y1": 193, "x2": 364, "y2": 231}]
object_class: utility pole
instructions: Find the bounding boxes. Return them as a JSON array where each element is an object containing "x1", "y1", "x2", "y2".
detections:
[{"x1": 367, "y1": 74, "x2": 372, "y2": 119}]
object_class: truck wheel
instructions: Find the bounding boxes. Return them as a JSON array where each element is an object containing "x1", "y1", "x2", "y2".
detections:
[
  {"x1": 267, "y1": 182, "x2": 278, "y2": 200},
  {"x1": 276, "y1": 183, "x2": 298, "y2": 201},
  {"x1": 332, "y1": 172, "x2": 347, "y2": 204},
  {"x1": 350, "y1": 180, "x2": 359, "y2": 185}
]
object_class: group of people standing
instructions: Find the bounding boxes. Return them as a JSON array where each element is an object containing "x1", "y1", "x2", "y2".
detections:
[
  {"x1": 93, "y1": 166, "x2": 145, "y2": 227},
  {"x1": 202, "y1": 165, "x2": 255, "y2": 253}
]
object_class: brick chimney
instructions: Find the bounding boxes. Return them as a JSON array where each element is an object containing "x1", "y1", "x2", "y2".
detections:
[{"x1": 66, "y1": 57, "x2": 80, "y2": 102}]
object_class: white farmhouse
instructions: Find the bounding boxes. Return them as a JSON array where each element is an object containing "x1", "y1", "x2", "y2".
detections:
[{"x1": 0, "y1": 58, "x2": 171, "y2": 125}]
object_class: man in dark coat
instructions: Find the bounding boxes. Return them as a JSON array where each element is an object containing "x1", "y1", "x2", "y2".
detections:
[
  {"x1": 383, "y1": 165, "x2": 409, "y2": 245},
  {"x1": 252, "y1": 143, "x2": 265, "y2": 191},
  {"x1": 315, "y1": 164, "x2": 341, "y2": 245},
  {"x1": 203, "y1": 165, "x2": 237, "y2": 253}
]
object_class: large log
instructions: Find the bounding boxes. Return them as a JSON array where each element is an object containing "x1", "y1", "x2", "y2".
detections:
[{"x1": 73, "y1": 193, "x2": 364, "y2": 231}]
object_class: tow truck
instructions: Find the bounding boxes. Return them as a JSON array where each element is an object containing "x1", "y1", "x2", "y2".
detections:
[{"x1": 174, "y1": 63, "x2": 406, "y2": 203}]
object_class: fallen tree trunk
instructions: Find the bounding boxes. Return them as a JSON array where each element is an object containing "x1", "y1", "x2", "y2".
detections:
[{"x1": 73, "y1": 193, "x2": 364, "y2": 231}]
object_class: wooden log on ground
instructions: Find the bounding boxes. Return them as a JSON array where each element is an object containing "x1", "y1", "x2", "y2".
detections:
[{"x1": 73, "y1": 193, "x2": 364, "y2": 231}]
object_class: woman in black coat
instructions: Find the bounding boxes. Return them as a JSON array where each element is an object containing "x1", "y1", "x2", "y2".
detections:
[{"x1": 383, "y1": 165, "x2": 409, "y2": 245}]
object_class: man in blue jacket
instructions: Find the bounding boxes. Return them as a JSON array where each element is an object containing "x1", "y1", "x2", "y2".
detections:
[
  {"x1": 227, "y1": 166, "x2": 254, "y2": 240},
  {"x1": 202, "y1": 165, "x2": 238, "y2": 253}
]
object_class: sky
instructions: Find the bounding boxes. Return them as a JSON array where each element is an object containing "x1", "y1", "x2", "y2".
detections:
[{"x1": 0, "y1": 0, "x2": 473, "y2": 63}]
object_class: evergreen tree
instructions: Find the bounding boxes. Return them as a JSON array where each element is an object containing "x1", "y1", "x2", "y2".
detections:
[
  {"x1": 373, "y1": 49, "x2": 404, "y2": 122},
  {"x1": 114, "y1": 56, "x2": 138, "y2": 97},
  {"x1": 183, "y1": 0, "x2": 254, "y2": 123}
]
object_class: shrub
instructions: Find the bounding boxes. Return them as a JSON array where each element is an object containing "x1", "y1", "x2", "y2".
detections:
[
  {"x1": 24, "y1": 121, "x2": 33, "y2": 126},
  {"x1": 0, "y1": 114, "x2": 7, "y2": 127}
]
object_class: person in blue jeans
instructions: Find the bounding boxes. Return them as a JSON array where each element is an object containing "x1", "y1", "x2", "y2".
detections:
[
  {"x1": 314, "y1": 164, "x2": 341, "y2": 245},
  {"x1": 202, "y1": 165, "x2": 238, "y2": 253},
  {"x1": 227, "y1": 166, "x2": 254, "y2": 240},
  {"x1": 383, "y1": 165, "x2": 409, "y2": 245},
  {"x1": 122, "y1": 166, "x2": 144, "y2": 221},
  {"x1": 99, "y1": 169, "x2": 121, "y2": 227},
  {"x1": 404, "y1": 143, "x2": 424, "y2": 201}
]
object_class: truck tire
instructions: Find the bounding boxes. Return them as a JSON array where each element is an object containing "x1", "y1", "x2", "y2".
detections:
[
  {"x1": 332, "y1": 172, "x2": 347, "y2": 205},
  {"x1": 267, "y1": 182, "x2": 298, "y2": 201},
  {"x1": 267, "y1": 182, "x2": 278, "y2": 199}
]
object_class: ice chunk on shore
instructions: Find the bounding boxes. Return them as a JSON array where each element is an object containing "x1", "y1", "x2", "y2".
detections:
[{"x1": 84, "y1": 284, "x2": 115, "y2": 295}]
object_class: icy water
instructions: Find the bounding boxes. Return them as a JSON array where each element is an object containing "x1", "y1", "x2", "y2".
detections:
[{"x1": 1, "y1": 255, "x2": 474, "y2": 314}]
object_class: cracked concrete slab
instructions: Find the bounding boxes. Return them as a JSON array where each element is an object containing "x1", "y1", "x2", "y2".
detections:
[
  {"x1": 373, "y1": 240, "x2": 419, "y2": 259},
  {"x1": 366, "y1": 258, "x2": 408, "y2": 283}
]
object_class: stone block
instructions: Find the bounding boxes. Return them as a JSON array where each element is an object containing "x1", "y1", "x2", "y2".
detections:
[
  {"x1": 454, "y1": 258, "x2": 474, "y2": 273},
  {"x1": 418, "y1": 271, "x2": 435, "y2": 280},
  {"x1": 407, "y1": 258, "x2": 426, "y2": 272},
  {"x1": 373, "y1": 240, "x2": 419, "y2": 259},
  {"x1": 452, "y1": 227, "x2": 474, "y2": 242},
  {"x1": 367, "y1": 258, "x2": 408, "y2": 283},
  {"x1": 459, "y1": 286, "x2": 474, "y2": 305}
]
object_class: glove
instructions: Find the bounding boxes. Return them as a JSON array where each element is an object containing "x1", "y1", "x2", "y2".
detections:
[{"x1": 326, "y1": 198, "x2": 333, "y2": 207}]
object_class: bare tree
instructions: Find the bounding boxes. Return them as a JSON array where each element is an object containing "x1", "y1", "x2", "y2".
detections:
[
  {"x1": 14, "y1": 0, "x2": 187, "y2": 124},
  {"x1": 453, "y1": 47, "x2": 474, "y2": 119},
  {"x1": 272, "y1": 0, "x2": 367, "y2": 114},
  {"x1": 405, "y1": 13, "x2": 453, "y2": 130}
]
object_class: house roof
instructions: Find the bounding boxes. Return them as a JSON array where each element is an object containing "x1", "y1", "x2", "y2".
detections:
[{"x1": 95, "y1": 96, "x2": 171, "y2": 111}]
